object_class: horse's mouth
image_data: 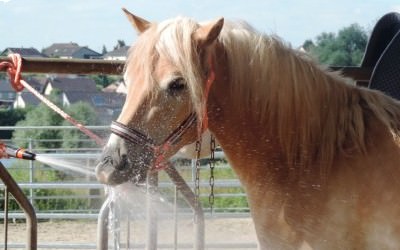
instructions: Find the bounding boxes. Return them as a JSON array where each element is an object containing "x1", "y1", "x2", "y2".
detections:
[
  {"x1": 95, "y1": 156, "x2": 148, "y2": 186},
  {"x1": 96, "y1": 163, "x2": 130, "y2": 185}
]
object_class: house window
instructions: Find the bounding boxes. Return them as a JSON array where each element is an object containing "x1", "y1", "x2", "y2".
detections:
[{"x1": 92, "y1": 95, "x2": 105, "y2": 106}]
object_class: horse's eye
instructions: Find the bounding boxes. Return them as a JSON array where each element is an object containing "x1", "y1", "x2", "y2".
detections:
[{"x1": 167, "y1": 78, "x2": 186, "y2": 93}]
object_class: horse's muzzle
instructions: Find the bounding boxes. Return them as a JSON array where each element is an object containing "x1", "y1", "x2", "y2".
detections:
[
  {"x1": 96, "y1": 155, "x2": 133, "y2": 185},
  {"x1": 95, "y1": 142, "x2": 151, "y2": 185}
]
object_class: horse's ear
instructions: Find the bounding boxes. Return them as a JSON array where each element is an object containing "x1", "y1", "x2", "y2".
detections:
[
  {"x1": 194, "y1": 18, "x2": 224, "y2": 47},
  {"x1": 122, "y1": 8, "x2": 151, "y2": 34}
]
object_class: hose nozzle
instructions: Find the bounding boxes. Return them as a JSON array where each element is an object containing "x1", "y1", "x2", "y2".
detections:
[{"x1": 4, "y1": 146, "x2": 36, "y2": 160}]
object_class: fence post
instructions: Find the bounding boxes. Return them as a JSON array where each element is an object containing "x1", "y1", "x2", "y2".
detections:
[
  {"x1": 97, "y1": 196, "x2": 110, "y2": 250},
  {"x1": 0, "y1": 161, "x2": 37, "y2": 250},
  {"x1": 28, "y1": 138, "x2": 34, "y2": 206},
  {"x1": 146, "y1": 171, "x2": 159, "y2": 250},
  {"x1": 164, "y1": 166, "x2": 205, "y2": 250}
]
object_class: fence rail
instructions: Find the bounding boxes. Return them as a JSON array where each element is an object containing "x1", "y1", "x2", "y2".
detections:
[
  {"x1": 0, "y1": 132, "x2": 253, "y2": 249},
  {"x1": 0, "y1": 57, "x2": 124, "y2": 75},
  {"x1": 0, "y1": 57, "x2": 372, "y2": 82},
  {"x1": 0, "y1": 178, "x2": 248, "y2": 220}
]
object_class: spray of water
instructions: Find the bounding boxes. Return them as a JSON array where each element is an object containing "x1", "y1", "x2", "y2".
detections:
[
  {"x1": 35, "y1": 154, "x2": 95, "y2": 177},
  {"x1": 106, "y1": 182, "x2": 172, "y2": 219},
  {"x1": 105, "y1": 182, "x2": 176, "y2": 249},
  {"x1": 106, "y1": 183, "x2": 146, "y2": 250}
]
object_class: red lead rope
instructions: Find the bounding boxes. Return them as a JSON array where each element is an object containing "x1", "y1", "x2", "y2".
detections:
[
  {"x1": 0, "y1": 54, "x2": 105, "y2": 146},
  {"x1": 0, "y1": 54, "x2": 24, "y2": 92}
]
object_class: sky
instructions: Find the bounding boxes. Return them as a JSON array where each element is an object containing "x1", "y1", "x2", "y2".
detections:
[{"x1": 0, "y1": 0, "x2": 399, "y2": 53}]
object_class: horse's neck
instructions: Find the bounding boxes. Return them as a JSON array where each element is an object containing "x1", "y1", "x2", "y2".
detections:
[
  {"x1": 207, "y1": 42, "x2": 289, "y2": 185},
  {"x1": 206, "y1": 41, "x2": 356, "y2": 185},
  {"x1": 208, "y1": 90, "x2": 284, "y2": 187}
]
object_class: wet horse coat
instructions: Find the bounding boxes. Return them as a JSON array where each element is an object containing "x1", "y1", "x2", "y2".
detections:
[{"x1": 96, "y1": 9, "x2": 400, "y2": 249}]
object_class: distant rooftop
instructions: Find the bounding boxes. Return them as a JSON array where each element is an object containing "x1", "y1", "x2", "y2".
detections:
[
  {"x1": 0, "y1": 79, "x2": 15, "y2": 92},
  {"x1": 64, "y1": 91, "x2": 125, "y2": 108},
  {"x1": 42, "y1": 42, "x2": 101, "y2": 59},
  {"x1": 1, "y1": 47, "x2": 47, "y2": 58},
  {"x1": 103, "y1": 46, "x2": 130, "y2": 60},
  {"x1": 18, "y1": 92, "x2": 41, "y2": 106},
  {"x1": 46, "y1": 76, "x2": 98, "y2": 93}
]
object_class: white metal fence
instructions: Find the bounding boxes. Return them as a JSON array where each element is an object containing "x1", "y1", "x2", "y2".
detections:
[{"x1": 0, "y1": 126, "x2": 257, "y2": 249}]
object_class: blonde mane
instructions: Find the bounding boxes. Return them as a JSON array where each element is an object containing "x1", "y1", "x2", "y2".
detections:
[
  {"x1": 220, "y1": 21, "x2": 400, "y2": 176},
  {"x1": 125, "y1": 17, "x2": 400, "y2": 178},
  {"x1": 220, "y1": 22, "x2": 400, "y2": 176},
  {"x1": 125, "y1": 17, "x2": 206, "y2": 117}
]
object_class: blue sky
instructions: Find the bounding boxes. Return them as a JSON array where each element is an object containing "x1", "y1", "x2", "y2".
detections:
[{"x1": 0, "y1": 0, "x2": 399, "y2": 53}]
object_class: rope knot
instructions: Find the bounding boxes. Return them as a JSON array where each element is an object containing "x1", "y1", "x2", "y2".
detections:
[{"x1": 0, "y1": 54, "x2": 24, "y2": 92}]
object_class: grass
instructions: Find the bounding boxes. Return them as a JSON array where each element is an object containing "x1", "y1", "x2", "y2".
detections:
[
  {"x1": 159, "y1": 159, "x2": 249, "y2": 212},
  {"x1": 2, "y1": 158, "x2": 249, "y2": 213}
]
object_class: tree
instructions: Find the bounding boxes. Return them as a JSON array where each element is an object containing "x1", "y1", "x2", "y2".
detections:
[
  {"x1": 12, "y1": 97, "x2": 101, "y2": 150},
  {"x1": 0, "y1": 108, "x2": 28, "y2": 139},
  {"x1": 102, "y1": 45, "x2": 108, "y2": 55},
  {"x1": 304, "y1": 23, "x2": 368, "y2": 66},
  {"x1": 90, "y1": 74, "x2": 113, "y2": 89},
  {"x1": 61, "y1": 102, "x2": 99, "y2": 149},
  {"x1": 113, "y1": 40, "x2": 126, "y2": 50},
  {"x1": 302, "y1": 39, "x2": 315, "y2": 51},
  {"x1": 12, "y1": 101, "x2": 63, "y2": 149},
  {"x1": 12, "y1": 102, "x2": 100, "y2": 149}
]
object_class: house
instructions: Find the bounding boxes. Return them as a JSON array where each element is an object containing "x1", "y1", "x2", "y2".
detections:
[
  {"x1": 102, "y1": 83, "x2": 118, "y2": 93},
  {"x1": 23, "y1": 76, "x2": 47, "y2": 93},
  {"x1": 13, "y1": 76, "x2": 47, "y2": 108},
  {"x1": 62, "y1": 91, "x2": 125, "y2": 107},
  {"x1": 14, "y1": 92, "x2": 41, "y2": 108},
  {"x1": 103, "y1": 46, "x2": 130, "y2": 60},
  {"x1": 62, "y1": 91, "x2": 125, "y2": 124},
  {"x1": 43, "y1": 76, "x2": 98, "y2": 95},
  {"x1": 1, "y1": 47, "x2": 47, "y2": 58},
  {"x1": 0, "y1": 76, "x2": 46, "y2": 109},
  {"x1": 42, "y1": 42, "x2": 101, "y2": 59},
  {"x1": 42, "y1": 76, "x2": 124, "y2": 123},
  {"x1": 0, "y1": 79, "x2": 18, "y2": 109},
  {"x1": 102, "y1": 80, "x2": 127, "y2": 94}
]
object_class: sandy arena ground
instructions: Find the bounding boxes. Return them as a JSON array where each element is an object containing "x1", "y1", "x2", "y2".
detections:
[{"x1": 1, "y1": 218, "x2": 258, "y2": 249}]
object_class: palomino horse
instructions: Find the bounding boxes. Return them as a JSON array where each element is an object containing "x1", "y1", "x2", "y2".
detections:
[{"x1": 96, "y1": 9, "x2": 400, "y2": 249}]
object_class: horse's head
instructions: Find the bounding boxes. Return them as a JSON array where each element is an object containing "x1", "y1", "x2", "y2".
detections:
[{"x1": 96, "y1": 8, "x2": 224, "y2": 185}]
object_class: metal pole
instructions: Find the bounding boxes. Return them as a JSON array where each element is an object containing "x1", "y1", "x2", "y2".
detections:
[
  {"x1": 146, "y1": 171, "x2": 159, "y2": 250},
  {"x1": 0, "y1": 56, "x2": 373, "y2": 81},
  {"x1": 96, "y1": 196, "x2": 110, "y2": 250},
  {"x1": 0, "y1": 57, "x2": 124, "y2": 75},
  {"x1": 28, "y1": 139, "x2": 34, "y2": 205},
  {"x1": 96, "y1": 164, "x2": 205, "y2": 250},
  {"x1": 4, "y1": 186, "x2": 8, "y2": 250},
  {"x1": 111, "y1": 201, "x2": 120, "y2": 250},
  {"x1": 0, "y1": 161, "x2": 37, "y2": 250},
  {"x1": 126, "y1": 215, "x2": 130, "y2": 250},
  {"x1": 191, "y1": 159, "x2": 196, "y2": 183},
  {"x1": 173, "y1": 185, "x2": 178, "y2": 250},
  {"x1": 164, "y1": 165, "x2": 205, "y2": 250}
]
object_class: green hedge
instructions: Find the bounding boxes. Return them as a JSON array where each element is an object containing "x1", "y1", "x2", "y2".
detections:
[{"x1": 0, "y1": 160, "x2": 92, "y2": 212}]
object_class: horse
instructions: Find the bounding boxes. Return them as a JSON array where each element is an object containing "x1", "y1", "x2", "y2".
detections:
[{"x1": 96, "y1": 8, "x2": 400, "y2": 249}]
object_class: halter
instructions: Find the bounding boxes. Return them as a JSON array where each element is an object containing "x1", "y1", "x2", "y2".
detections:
[
  {"x1": 111, "y1": 112, "x2": 197, "y2": 170},
  {"x1": 111, "y1": 55, "x2": 215, "y2": 171}
]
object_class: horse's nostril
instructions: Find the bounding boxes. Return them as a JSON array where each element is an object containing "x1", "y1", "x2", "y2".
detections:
[
  {"x1": 115, "y1": 154, "x2": 129, "y2": 170},
  {"x1": 96, "y1": 153, "x2": 132, "y2": 185},
  {"x1": 102, "y1": 155, "x2": 113, "y2": 165}
]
